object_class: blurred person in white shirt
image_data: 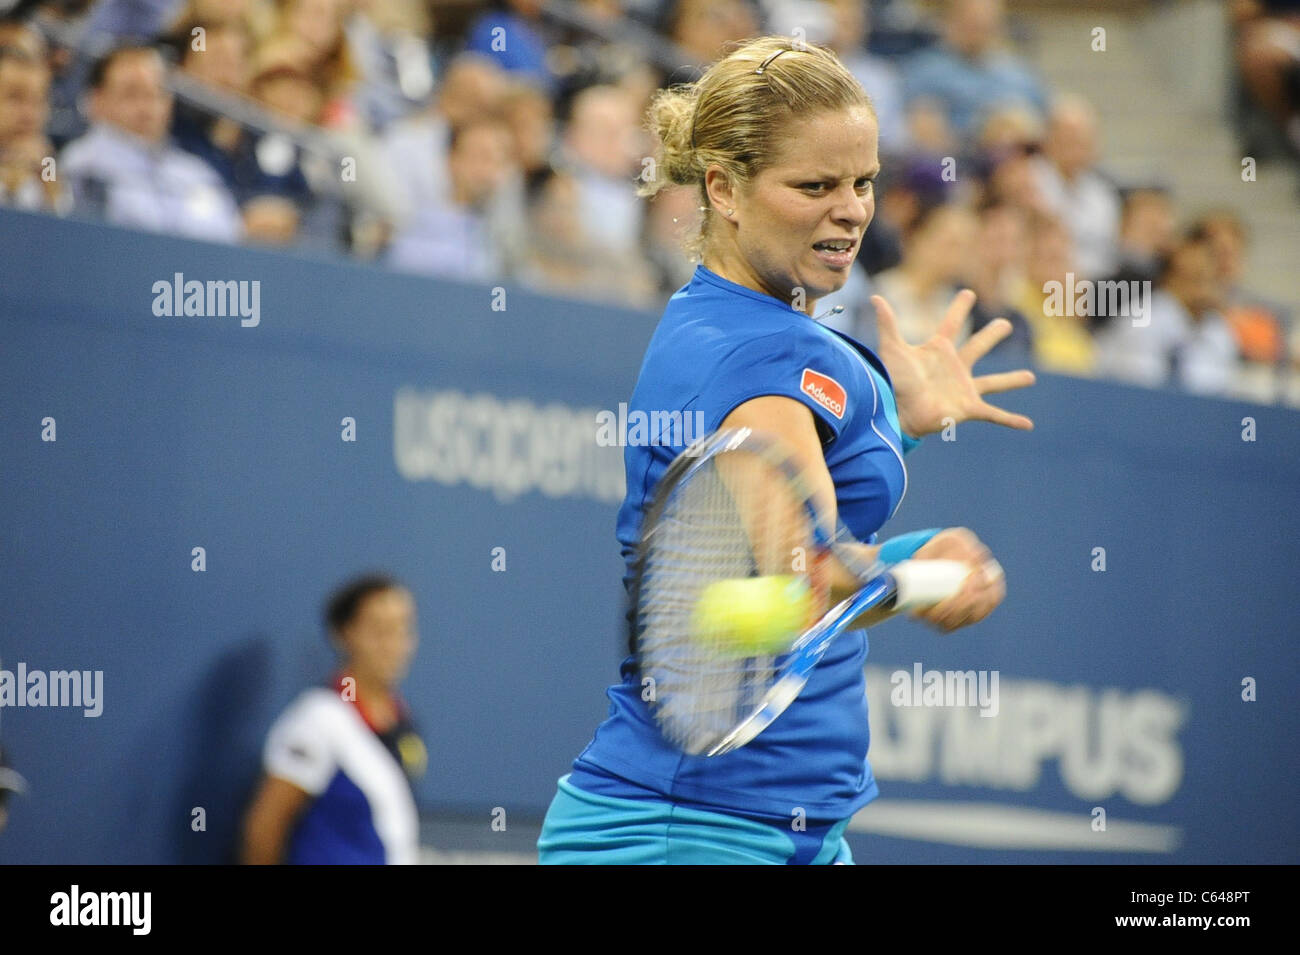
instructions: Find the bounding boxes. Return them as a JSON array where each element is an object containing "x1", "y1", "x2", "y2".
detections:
[
  {"x1": 1029, "y1": 95, "x2": 1121, "y2": 279},
  {"x1": 557, "y1": 85, "x2": 645, "y2": 259},
  {"x1": 60, "y1": 45, "x2": 242, "y2": 243},
  {"x1": 385, "y1": 114, "x2": 518, "y2": 282}
]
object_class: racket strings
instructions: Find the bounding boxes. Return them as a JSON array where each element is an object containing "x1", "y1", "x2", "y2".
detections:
[{"x1": 637, "y1": 450, "x2": 815, "y2": 754}]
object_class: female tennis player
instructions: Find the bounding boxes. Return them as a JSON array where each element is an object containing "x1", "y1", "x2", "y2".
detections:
[{"x1": 538, "y1": 36, "x2": 1035, "y2": 865}]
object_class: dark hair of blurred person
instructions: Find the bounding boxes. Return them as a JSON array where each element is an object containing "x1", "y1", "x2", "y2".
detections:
[
  {"x1": 1085, "y1": 186, "x2": 1175, "y2": 334},
  {"x1": 240, "y1": 574, "x2": 425, "y2": 865}
]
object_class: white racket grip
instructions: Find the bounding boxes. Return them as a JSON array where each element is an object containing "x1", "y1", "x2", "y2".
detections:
[{"x1": 889, "y1": 559, "x2": 971, "y2": 611}]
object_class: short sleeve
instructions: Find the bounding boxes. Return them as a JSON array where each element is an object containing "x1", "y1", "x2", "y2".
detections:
[
  {"x1": 263, "y1": 693, "x2": 337, "y2": 796},
  {"x1": 700, "y1": 328, "x2": 857, "y2": 444}
]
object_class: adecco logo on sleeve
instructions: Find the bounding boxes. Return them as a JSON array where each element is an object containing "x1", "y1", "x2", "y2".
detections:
[{"x1": 800, "y1": 368, "x2": 847, "y2": 420}]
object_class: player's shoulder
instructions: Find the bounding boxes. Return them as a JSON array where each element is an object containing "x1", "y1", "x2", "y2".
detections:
[
  {"x1": 659, "y1": 268, "x2": 843, "y2": 356},
  {"x1": 271, "y1": 686, "x2": 351, "y2": 735}
]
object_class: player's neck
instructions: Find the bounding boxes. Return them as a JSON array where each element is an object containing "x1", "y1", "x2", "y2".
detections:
[
  {"x1": 339, "y1": 670, "x2": 398, "y2": 729},
  {"x1": 702, "y1": 249, "x2": 813, "y2": 315}
]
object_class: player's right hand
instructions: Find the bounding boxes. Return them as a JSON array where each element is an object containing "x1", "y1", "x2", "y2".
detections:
[{"x1": 908, "y1": 527, "x2": 1005, "y2": 633}]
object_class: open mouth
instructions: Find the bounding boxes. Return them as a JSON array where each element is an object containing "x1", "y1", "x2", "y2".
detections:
[{"x1": 811, "y1": 238, "x2": 857, "y2": 268}]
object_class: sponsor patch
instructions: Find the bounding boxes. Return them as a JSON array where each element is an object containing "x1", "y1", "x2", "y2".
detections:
[{"x1": 800, "y1": 368, "x2": 847, "y2": 420}]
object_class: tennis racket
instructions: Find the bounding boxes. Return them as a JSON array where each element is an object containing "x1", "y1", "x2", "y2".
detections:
[{"x1": 631, "y1": 427, "x2": 970, "y2": 757}]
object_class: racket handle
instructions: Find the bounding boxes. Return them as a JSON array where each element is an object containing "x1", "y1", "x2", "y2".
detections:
[{"x1": 889, "y1": 559, "x2": 971, "y2": 611}]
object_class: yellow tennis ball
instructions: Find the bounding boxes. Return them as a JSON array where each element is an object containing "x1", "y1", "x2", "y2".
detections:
[{"x1": 691, "y1": 575, "x2": 813, "y2": 655}]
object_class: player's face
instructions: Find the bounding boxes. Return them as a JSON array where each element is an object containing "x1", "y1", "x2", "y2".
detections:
[
  {"x1": 726, "y1": 106, "x2": 878, "y2": 310},
  {"x1": 343, "y1": 588, "x2": 418, "y2": 688}
]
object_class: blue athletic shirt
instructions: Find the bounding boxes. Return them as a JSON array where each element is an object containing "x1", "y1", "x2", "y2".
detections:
[{"x1": 571, "y1": 264, "x2": 920, "y2": 821}]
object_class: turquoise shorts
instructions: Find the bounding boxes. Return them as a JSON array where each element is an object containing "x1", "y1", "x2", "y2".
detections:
[{"x1": 537, "y1": 775, "x2": 855, "y2": 865}]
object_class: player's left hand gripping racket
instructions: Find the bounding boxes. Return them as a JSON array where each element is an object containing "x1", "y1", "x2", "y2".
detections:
[{"x1": 631, "y1": 427, "x2": 969, "y2": 757}]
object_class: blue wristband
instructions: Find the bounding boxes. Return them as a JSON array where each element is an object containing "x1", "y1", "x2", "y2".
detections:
[
  {"x1": 878, "y1": 528, "x2": 942, "y2": 565},
  {"x1": 901, "y1": 431, "x2": 923, "y2": 455}
]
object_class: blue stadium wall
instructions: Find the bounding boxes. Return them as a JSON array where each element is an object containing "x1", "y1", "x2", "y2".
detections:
[{"x1": 1, "y1": 209, "x2": 1297, "y2": 864}]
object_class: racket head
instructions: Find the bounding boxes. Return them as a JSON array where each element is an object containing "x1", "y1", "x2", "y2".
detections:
[{"x1": 630, "y1": 428, "x2": 835, "y2": 755}]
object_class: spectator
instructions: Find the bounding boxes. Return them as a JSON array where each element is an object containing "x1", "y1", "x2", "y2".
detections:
[
  {"x1": 825, "y1": 0, "x2": 907, "y2": 155},
  {"x1": 968, "y1": 200, "x2": 1034, "y2": 357},
  {"x1": 0, "y1": 16, "x2": 46, "y2": 59},
  {"x1": 1087, "y1": 187, "x2": 1176, "y2": 334},
  {"x1": 666, "y1": 0, "x2": 759, "y2": 69},
  {"x1": 502, "y1": 80, "x2": 558, "y2": 199},
  {"x1": 0, "y1": 45, "x2": 68, "y2": 213},
  {"x1": 386, "y1": 115, "x2": 519, "y2": 281},
  {"x1": 557, "y1": 84, "x2": 645, "y2": 259},
  {"x1": 464, "y1": 0, "x2": 556, "y2": 93},
  {"x1": 382, "y1": 53, "x2": 510, "y2": 216},
  {"x1": 344, "y1": 0, "x2": 436, "y2": 131},
  {"x1": 902, "y1": 95, "x2": 957, "y2": 156},
  {"x1": 1030, "y1": 94, "x2": 1121, "y2": 278},
  {"x1": 241, "y1": 574, "x2": 425, "y2": 865},
  {"x1": 1112, "y1": 188, "x2": 1177, "y2": 285},
  {"x1": 60, "y1": 45, "x2": 242, "y2": 243},
  {"x1": 1012, "y1": 212, "x2": 1095, "y2": 376},
  {"x1": 1095, "y1": 235, "x2": 1240, "y2": 396},
  {"x1": 857, "y1": 156, "x2": 954, "y2": 277},
  {"x1": 1233, "y1": 0, "x2": 1300, "y2": 159},
  {"x1": 1191, "y1": 209, "x2": 1292, "y2": 379},
  {"x1": 244, "y1": 37, "x2": 328, "y2": 245},
  {"x1": 519, "y1": 166, "x2": 657, "y2": 304},
  {"x1": 983, "y1": 139, "x2": 1050, "y2": 220},
  {"x1": 168, "y1": 18, "x2": 313, "y2": 245},
  {"x1": 248, "y1": 36, "x2": 405, "y2": 253},
  {"x1": 869, "y1": 202, "x2": 978, "y2": 344},
  {"x1": 267, "y1": 0, "x2": 360, "y2": 130},
  {"x1": 902, "y1": 0, "x2": 1047, "y2": 139}
]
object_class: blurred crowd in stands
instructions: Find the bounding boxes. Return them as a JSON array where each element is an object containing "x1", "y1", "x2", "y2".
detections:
[{"x1": 1, "y1": 0, "x2": 1297, "y2": 402}]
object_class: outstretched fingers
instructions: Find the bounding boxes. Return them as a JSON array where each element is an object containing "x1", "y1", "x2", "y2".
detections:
[
  {"x1": 937, "y1": 289, "x2": 976, "y2": 342},
  {"x1": 974, "y1": 369, "x2": 1036, "y2": 396}
]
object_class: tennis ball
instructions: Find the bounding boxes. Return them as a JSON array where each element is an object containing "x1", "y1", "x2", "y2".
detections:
[{"x1": 691, "y1": 575, "x2": 813, "y2": 655}]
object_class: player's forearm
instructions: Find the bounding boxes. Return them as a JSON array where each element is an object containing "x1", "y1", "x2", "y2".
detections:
[
  {"x1": 828, "y1": 541, "x2": 881, "y2": 603},
  {"x1": 240, "y1": 816, "x2": 287, "y2": 865}
]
